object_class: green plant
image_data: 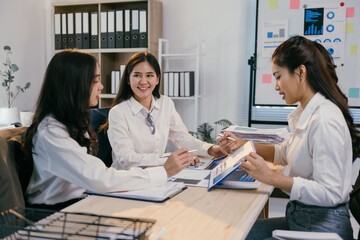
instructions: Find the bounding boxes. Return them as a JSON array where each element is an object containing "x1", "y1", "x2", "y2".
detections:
[
  {"x1": 0, "y1": 46, "x2": 30, "y2": 108},
  {"x1": 189, "y1": 119, "x2": 233, "y2": 144}
]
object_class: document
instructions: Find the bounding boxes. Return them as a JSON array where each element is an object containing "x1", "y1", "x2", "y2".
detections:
[{"x1": 86, "y1": 182, "x2": 186, "y2": 203}]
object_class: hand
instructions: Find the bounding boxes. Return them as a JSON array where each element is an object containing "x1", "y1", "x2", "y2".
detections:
[
  {"x1": 207, "y1": 145, "x2": 227, "y2": 158},
  {"x1": 240, "y1": 152, "x2": 274, "y2": 185},
  {"x1": 216, "y1": 132, "x2": 246, "y2": 154},
  {"x1": 163, "y1": 148, "x2": 193, "y2": 177}
]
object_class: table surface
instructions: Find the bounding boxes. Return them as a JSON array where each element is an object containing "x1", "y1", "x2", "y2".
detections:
[{"x1": 64, "y1": 183, "x2": 274, "y2": 240}]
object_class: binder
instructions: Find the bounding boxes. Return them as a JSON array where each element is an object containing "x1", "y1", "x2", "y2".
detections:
[
  {"x1": 75, "y1": 12, "x2": 82, "y2": 49},
  {"x1": 163, "y1": 72, "x2": 169, "y2": 96},
  {"x1": 54, "y1": 13, "x2": 62, "y2": 50},
  {"x1": 120, "y1": 64, "x2": 126, "y2": 79},
  {"x1": 184, "y1": 71, "x2": 195, "y2": 97},
  {"x1": 100, "y1": 11, "x2": 107, "y2": 48},
  {"x1": 86, "y1": 182, "x2": 187, "y2": 203},
  {"x1": 115, "y1": 71, "x2": 120, "y2": 94},
  {"x1": 67, "y1": 13, "x2": 75, "y2": 49},
  {"x1": 168, "y1": 72, "x2": 174, "y2": 97},
  {"x1": 82, "y1": 12, "x2": 90, "y2": 49},
  {"x1": 124, "y1": 9, "x2": 131, "y2": 48},
  {"x1": 139, "y1": 9, "x2": 147, "y2": 48},
  {"x1": 107, "y1": 10, "x2": 115, "y2": 48},
  {"x1": 173, "y1": 72, "x2": 179, "y2": 97},
  {"x1": 179, "y1": 72, "x2": 185, "y2": 97},
  {"x1": 131, "y1": 9, "x2": 139, "y2": 48},
  {"x1": 61, "y1": 13, "x2": 67, "y2": 49},
  {"x1": 115, "y1": 10, "x2": 124, "y2": 48},
  {"x1": 90, "y1": 12, "x2": 98, "y2": 49},
  {"x1": 111, "y1": 71, "x2": 116, "y2": 94}
]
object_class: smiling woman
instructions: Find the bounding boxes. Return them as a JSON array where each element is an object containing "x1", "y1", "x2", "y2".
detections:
[{"x1": 104, "y1": 52, "x2": 227, "y2": 171}]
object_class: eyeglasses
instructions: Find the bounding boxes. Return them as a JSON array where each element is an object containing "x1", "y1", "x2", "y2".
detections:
[{"x1": 146, "y1": 110, "x2": 155, "y2": 135}]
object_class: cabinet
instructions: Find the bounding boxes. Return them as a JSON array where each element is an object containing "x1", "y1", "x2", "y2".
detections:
[
  {"x1": 52, "y1": 0, "x2": 162, "y2": 107},
  {"x1": 158, "y1": 39, "x2": 204, "y2": 129}
]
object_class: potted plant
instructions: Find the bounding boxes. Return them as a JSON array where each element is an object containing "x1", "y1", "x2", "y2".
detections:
[
  {"x1": 0, "y1": 46, "x2": 31, "y2": 125},
  {"x1": 189, "y1": 119, "x2": 233, "y2": 144}
]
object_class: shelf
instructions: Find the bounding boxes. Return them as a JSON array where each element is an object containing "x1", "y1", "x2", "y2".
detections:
[
  {"x1": 99, "y1": 94, "x2": 116, "y2": 98},
  {"x1": 160, "y1": 53, "x2": 197, "y2": 57},
  {"x1": 55, "y1": 48, "x2": 148, "y2": 54}
]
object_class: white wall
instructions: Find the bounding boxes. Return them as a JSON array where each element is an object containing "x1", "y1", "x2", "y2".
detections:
[
  {"x1": 0, "y1": 0, "x2": 47, "y2": 112},
  {"x1": 161, "y1": 0, "x2": 256, "y2": 131}
]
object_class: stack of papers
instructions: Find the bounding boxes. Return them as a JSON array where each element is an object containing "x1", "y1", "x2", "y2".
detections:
[{"x1": 222, "y1": 125, "x2": 289, "y2": 143}]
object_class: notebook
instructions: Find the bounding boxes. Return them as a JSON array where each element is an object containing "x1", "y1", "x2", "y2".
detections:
[{"x1": 86, "y1": 182, "x2": 186, "y2": 203}]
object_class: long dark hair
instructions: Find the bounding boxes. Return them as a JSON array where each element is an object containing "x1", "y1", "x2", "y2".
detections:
[
  {"x1": 25, "y1": 50, "x2": 98, "y2": 158},
  {"x1": 272, "y1": 35, "x2": 360, "y2": 160},
  {"x1": 101, "y1": 52, "x2": 161, "y2": 131}
]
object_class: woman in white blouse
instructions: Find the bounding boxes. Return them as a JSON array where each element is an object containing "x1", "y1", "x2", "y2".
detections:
[
  {"x1": 25, "y1": 50, "x2": 192, "y2": 210},
  {"x1": 106, "y1": 52, "x2": 226, "y2": 170},
  {"x1": 218, "y1": 36, "x2": 357, "y2": 239}
]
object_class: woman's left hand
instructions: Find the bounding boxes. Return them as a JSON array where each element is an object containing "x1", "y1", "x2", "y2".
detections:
[
  {"x1": 240, "y1": 152, "x2": 274, "y2": 185},
  {"x1": 208, "y1": 145, "x2": 227, "y2": 158}
]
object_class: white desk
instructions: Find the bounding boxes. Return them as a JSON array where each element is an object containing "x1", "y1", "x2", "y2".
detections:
[{"x1": 65, "y1": 184, "x2": 274, "y2": 240}]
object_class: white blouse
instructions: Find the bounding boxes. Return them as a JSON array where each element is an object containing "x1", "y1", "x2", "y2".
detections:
[
  {"x1": 108, "y1": 95, "x2": 213, "y2": 170},
  {"x1": 274, "y1": 93, "x2": 352, "y2": 206},
  {"x1": 26, "y1": 115, "x2": 167, "y2": 205}
]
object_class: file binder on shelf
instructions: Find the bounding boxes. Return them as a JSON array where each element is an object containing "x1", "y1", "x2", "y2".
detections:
[
  {"x1": 163, "y1": 72, "x2": 169, "y2": 96},
  {"x1": 67, "y1": 13, "x2": 75, "y2": 49},
  {"x1": 82, "y1": 12, "x2": 90, "y2": 49},
  {"x1": 139, "y1": 9, "x2": 147, "y2": 48},
  {"x1": 100, "y1": 11, "x2": 107, "y2": 48},
  {"x1": 179, "y1": 72, "x2": 185, "y2": 97},
  {"x1": 90, "y1": 11, "x2": 98, "y2": 49},
  {"x1": 75, "y1": 12, "x2": 82, "y2": 49},
  {"x1": 115, "y1": 10, "x2": 124, "y2": 48},
  {"x1": 107, "y1": 10, "x2": 115, "y2": 48},
  {"x1": 61, "y1": 13, "x2": 67, "y2": 49},
  {"x1": 173, "y1": 72, "x2": 179, "y2": 97},
  {"x1": 131, "y1": 9, "x2": 140, "y2": 48},
  {"x1": 124, "y1": 9, "x2": 131, "y2": 48},
  {"x1": 168, "y1": 72, "x2": 174, "y2": 97},
  {"x1": 184, "y1": 71, "x2": 195, "y2": 97},
  {"x1": 54, "y1": 13, "x2": 61, "y2": 50}
]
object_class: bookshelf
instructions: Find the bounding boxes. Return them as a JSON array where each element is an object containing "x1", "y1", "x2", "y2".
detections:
[
  {"x1": 51, "y1": 0, "x2": 162, "y2": 107},
  {"x1": 158, "y1": 39, "x2": 204, "y2": 129}
]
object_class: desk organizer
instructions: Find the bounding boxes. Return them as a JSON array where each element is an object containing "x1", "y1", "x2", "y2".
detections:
[{"x1": 0, "y1": 207, "x2": 155, "y2": 239}]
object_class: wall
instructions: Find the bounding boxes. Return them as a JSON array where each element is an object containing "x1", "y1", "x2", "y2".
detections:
[
  {"x1": 0, "y1": 0, "x2": 47, "y2": 112},
  {"x1": 161, "y1": 0, "x2": 257, "y2": 131}
]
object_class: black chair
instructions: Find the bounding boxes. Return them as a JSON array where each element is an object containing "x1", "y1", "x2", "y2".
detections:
[{"x1": 91, "y1": 107, "x2": 112, "y2": 167}]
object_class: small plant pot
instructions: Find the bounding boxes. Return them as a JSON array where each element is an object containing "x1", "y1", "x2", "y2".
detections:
[{"x1": 0, "y1": 107, "x2": 20, "y2": 125}]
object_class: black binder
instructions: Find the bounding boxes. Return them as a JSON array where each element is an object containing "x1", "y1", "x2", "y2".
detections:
[
  {"x1": 115, "y1": 10, "x2": 124, "y2": 48},
  {"x1": 100, "y1": 11, "x2": 107, "y2": 48},
  {"x1": 139, "y1": 9, "x2": 147, "y2": 48},
  {"x1": 185, "y1": 71, "x2": 195, "y2": 97},
  {"x1": 90, "y1": 11, "x2": 98, "y2": 49},
  {"x1": 82, "y1": 12, "x2": 90, "y2": 49},
  {"x1": 61, "y1": 13, "x2": 68, "y2": 49},
  {"x1": 107, "y1": 10, "x2": 115, "y2": 48},
  {"x1": 75, "y1": 12, "x2": 82, "y2": 49},
  {"x1": 131, "y1": 9, "x2": 139, "y2": 48},
  {"x1": 54, "y1": 13, "x2": 62, "y2": 50},
  {"x1": 124, "y1": 9, "x2": 131, "y2": 48},
  {"x1": 67, "y1": 13, "x2": 75, "y2": 49}
]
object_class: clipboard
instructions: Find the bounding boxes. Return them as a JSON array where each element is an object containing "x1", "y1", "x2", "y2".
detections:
[
  {"x1": 208, "y1": 141, "x2": 256, "y2": 191},
  {"x1": 86, "y1": 182, "x2": 187, "y2": 203}
]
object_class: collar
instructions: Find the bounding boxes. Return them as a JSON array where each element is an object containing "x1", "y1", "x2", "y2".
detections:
[
  {"x1": 288, "y1": 92, "x2": 327, "y2": 132},
  {"x1": 128, "y1": 96, "x2": 160, "y2": 115}
]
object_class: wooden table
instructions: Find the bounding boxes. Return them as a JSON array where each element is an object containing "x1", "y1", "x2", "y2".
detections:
[{"x1": 64, "y1": 184, "x2": 274, "y2": 240}]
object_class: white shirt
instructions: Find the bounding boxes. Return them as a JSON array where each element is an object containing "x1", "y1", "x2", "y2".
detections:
[
  {"x1": 25, "y1": 115, "x2": 167, "y2": 205},
  {"x1": 274, "y1": 93, "x2": 352, "y2": 206},
  {"x1": 108, "y1": 95, "x2": 213, "y2": 170}
]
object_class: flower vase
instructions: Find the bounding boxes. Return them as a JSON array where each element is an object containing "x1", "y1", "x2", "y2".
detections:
[{"x1": 0, "y1": 107, "x2": 21, "y2": 125}]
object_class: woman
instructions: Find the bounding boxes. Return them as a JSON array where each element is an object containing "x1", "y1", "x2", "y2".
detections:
[
  {"x1": 25, "y1": 50, "x2": 192, "y2": 209},
  {"x1": 218, "y1": 36, "x2": 357, "y2": 239},
  {"x1": 106, "y1": 52, "x2": 226, "y2": 170}
]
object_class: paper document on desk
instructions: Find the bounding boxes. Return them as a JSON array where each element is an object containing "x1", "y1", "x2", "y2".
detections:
[
  {"x1": 222, "y1": 125, "x2": 289, "y2": 143},
  {"x1": 86, "y1": 182, "x2": 186, "y2": 203}
]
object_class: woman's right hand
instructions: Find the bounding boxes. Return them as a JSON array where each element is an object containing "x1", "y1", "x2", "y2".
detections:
[
  {"x1": 163, "y1": 148, "x2": 193, "y2": 177},
  {"x1": 216, "y1": 132, "x2": 247, "y2": 154}
]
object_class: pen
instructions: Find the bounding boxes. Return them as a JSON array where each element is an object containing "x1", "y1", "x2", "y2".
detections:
[
  {"x1": 9, "y1": 209, "x2": 43, "y2": 231},
  {"x1": 218, "y1": 133, "x2": 236, "y2": 142},
  {"x1": 160, "y1": 149, "x2": 198, "y2": 158}
]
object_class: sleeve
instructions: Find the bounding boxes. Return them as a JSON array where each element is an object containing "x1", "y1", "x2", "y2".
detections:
[
  {"x1": 289, "y1": 118, "x2": 349, "y2": 206},
  {"x1": 167, "y1": 99, "x2": 213, "y2": 157},
  {"x1": 38, "y1": 125, "x2": 167, "y2": 193},
  {"x1": 107, "y1": 106, "x2": 165, "y2": 170}
]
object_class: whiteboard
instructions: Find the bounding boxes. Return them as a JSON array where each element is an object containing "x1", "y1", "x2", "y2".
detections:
[{"x1": 254, "y1": 0, "x2": 360, "y2": 107}]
